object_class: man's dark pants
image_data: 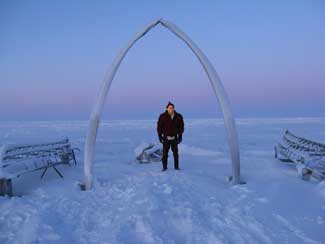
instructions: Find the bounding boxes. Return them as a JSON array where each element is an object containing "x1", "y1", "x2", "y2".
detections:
[{"x1": 162, "y1": 140, "x2": 179, "y2": 169}]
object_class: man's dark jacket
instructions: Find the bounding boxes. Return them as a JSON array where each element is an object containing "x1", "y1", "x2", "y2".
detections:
[{"x1": 157, "y1": 110, "x2": 184, "y2": 138}]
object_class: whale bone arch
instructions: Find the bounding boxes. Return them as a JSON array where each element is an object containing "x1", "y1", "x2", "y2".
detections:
[{"x1": 83, "y1": 18, "x2": 241, "y2": 190}]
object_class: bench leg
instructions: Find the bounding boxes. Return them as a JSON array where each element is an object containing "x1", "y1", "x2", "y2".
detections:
[
  {"x1": 53, "y1": 166, "x2": 64, "y2": 178},
  {"x1": 41, "y1": 166, "x2": 63, "y2": 179},
  {"x1": 41, "y1": 167, "x2": 48, "y2": 179},
  {"x1": 0, "y1": 179, "x2": 13, "y2": 197},
  {"x1": 72, "y1": 150, "x2": 77, "y2": 165}
]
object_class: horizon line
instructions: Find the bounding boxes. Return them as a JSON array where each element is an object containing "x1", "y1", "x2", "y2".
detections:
[{"x1": 1, "y1": 116, "x2": 325, "y2": 123}]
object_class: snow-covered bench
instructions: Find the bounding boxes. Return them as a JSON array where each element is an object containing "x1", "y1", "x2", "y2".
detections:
[
  {"x1": 135, "y1": 142, "x2": 163, "y2": 163},
  {"x1": 274, "y1": 130, "x2": 325, "y2": 180},
  {"x1": 0, "y1": 138, "x2": 77, "y2": 196}
]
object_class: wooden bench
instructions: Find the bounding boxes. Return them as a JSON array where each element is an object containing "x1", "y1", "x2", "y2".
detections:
[
  {"x1": 0, "y1": 138, "x2": 77, "y2": 196},
  {"x1": 274, "y1": 130, "x2": 325, "y2": 181}
]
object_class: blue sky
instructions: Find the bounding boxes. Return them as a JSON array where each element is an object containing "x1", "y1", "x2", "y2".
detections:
[{"x1": 1, "y1": 0, "x2": 324, "y2": 120}]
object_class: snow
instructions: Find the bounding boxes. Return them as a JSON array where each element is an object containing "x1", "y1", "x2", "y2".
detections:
[{"x1": 0, "y1": 118, "x2": 325, "y2": 243}]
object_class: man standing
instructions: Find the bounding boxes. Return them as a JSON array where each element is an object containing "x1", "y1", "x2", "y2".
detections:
[{"x1": 157, "y1": 101, "x2": 184, "y2": 171}]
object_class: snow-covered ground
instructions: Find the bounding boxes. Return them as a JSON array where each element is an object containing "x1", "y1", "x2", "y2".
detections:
[{"x1": 0, "y1": 118, "x2": 325, "y2": 244}]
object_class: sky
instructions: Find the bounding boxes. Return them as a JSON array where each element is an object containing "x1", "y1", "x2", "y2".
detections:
[{"x1": 1, "y1": 0, "x2": 325, "y2": 120}]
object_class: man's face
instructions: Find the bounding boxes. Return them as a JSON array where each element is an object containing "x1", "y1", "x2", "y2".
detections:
[{"x1": 167, "y1": 105, "x2": 174, "y2": 115}]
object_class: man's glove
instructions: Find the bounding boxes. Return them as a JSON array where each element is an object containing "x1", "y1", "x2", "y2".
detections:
[
  {"x1": 176, "y1": 134, "x2": 182, "y2": 144},
  {"x1": 158, "y1": 134, "x2": 164, "y2": 144}
]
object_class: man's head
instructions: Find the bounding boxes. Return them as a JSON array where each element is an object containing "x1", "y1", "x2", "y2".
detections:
[{"x1": 166, "y1": 101, "x2": 175, "y2": 115}]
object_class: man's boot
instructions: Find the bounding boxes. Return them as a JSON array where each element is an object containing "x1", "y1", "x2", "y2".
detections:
[
  {"x1": 162, "y1": 142, "x2": 169, "y2": 171},
  {"x1": 174, "y1": 155, "x2": 179, "y2": 170},
  {"x1": 162, "y1": 155, "x2": 168, "y2": 171}
]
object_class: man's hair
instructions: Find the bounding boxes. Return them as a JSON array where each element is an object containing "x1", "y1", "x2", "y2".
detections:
[{"x1": 166, "y1": 101, "x2": 175, "y2": 109}]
